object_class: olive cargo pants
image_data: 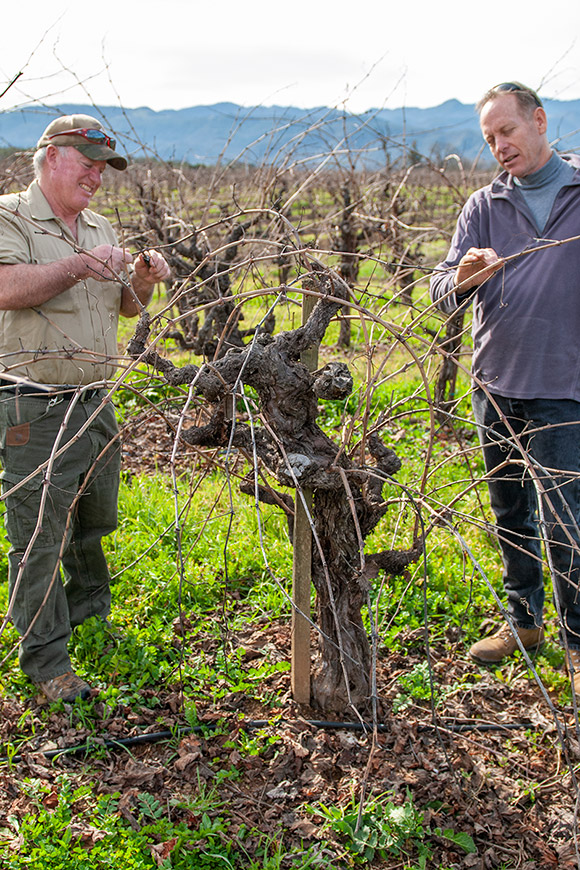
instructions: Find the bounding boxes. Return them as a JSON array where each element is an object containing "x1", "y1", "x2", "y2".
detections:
[{"x1": 0, "y1": 389, "x2": 120, "y2": 682}]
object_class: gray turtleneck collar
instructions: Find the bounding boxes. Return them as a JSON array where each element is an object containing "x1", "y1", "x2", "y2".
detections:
[{"x1": 514, "y1": 151, "x2": 575, "y2": 233}]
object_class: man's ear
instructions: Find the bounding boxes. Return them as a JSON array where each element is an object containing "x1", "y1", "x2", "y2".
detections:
[
  {"x1": 44, "y1": 144, "x2": 59, "y2": 169},
  {"x1": 534, "y1": 107, "x2": 548, "y2": 135}
]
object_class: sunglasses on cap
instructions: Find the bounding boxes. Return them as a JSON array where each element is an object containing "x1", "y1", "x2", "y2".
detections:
[
  {"x1": 47, "y1": 128, "x2": 117, "y2": 150},
  {"x1": 490, "y1": 82, "x2": 543, "y2": 108}
]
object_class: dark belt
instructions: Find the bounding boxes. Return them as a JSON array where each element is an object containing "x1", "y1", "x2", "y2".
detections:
[{"x1": 0, "y1": 380, "x2": 103, "y2": 403}]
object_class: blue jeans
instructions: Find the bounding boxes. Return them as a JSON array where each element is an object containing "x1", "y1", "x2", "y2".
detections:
[{"x1": 472, "y1": 390, "x2": 580, "y2": 647}]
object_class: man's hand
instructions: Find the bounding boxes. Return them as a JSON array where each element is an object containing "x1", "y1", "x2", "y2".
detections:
[
  {"x1": 133, "y1": 249, "x2": 172, "y2": 285},
  {"x1": 455, "y1": 247, "x2": 504, "y2": 293},
  {"x1": 0, "y1": 245, "x2": 132, "y2": 310},
  {"x1": 78, "y1": 245, "x2": 133, "y2": 282},
  {"x1": 121, "y1": 249, "x2": 171, "y2": 317}
]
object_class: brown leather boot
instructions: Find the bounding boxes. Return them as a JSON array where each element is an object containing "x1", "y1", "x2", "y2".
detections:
[
  {"x1": 469, "y1": 624, "x2": 544, "y2": 664},
  {"x1": 35, "y1": 671, "x2": 91, "y2": 703},
  {"x1": 565, "y1": 649, "x2": 580, "y2": 696}
]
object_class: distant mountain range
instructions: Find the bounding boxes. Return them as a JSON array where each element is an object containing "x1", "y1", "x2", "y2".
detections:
[{"x1": 2, "y1": 99, "x2": 580, "y2": 167}]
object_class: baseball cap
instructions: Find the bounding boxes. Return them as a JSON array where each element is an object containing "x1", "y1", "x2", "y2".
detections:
[{"x1": 36, "y1": 114, "x2": 127, "y2": 170}]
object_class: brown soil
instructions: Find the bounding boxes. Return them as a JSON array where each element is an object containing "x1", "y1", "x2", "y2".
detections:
[
  {"x1": 0, "y1": 416, "x2": 578, "y2": 868},
  {"x1": 1, "y1": 617, "x2": 578, "y2": 868}
]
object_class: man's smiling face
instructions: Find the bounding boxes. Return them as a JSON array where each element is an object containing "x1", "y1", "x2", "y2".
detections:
[
  {"x1": 480, "y1": 93, "x2": 552, "y2": 179},
  {"x1": 43, "y1": 145, "x2": 106, "y2": 220}
]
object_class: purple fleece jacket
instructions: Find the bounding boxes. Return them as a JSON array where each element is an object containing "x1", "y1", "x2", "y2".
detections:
[{"x1": 430, "y1": 154, "x2": 580, "y2": 401}]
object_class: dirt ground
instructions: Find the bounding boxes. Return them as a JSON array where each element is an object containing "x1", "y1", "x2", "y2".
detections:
[
  {"x1": 1, "y1": 414, "x2": 579, "y2": 868},
  {"x1": 1, "y1": 615, "x2": 579, "y2": 869}
]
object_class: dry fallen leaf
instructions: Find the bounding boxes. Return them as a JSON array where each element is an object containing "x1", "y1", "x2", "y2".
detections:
[{"x1": 151, "y1": 837, "x2": 178, "y2": 867}]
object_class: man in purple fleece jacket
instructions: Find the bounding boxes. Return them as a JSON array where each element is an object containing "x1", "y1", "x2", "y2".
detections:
[{"x1": 430, "y1": 82, "x2": 580, "y2": 694}]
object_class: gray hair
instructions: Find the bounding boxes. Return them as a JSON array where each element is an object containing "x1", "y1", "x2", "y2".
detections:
[
  {"x1": 33, "y1": 144, "x2": 71, "y2": 179},
  {"x1": 476, "y1": 82, "x2": 543, "y2": 118},
  {"x1": 33, "y1": 146, "x2": 48, "y2": 180}
]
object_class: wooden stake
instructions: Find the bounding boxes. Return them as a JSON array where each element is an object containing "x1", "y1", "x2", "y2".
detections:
[{"x1": 291, "y1": 293, "x2": 318, "y2": 704}]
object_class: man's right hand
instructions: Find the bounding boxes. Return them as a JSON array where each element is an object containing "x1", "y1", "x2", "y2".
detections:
[
  {"x1": 0, "y1": 246, "x2": 133, "y2": 311},
  {"x1": 455, "y1": 247, "x2": 504, "y2": 293},
  {"x1": 78, "y1": 245, "x2": 133, "y2": 282}
]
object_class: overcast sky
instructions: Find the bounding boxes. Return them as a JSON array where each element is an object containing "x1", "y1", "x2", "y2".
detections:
[{"x1": 2, "y1": 0, "x2": 580, "y2": 114}]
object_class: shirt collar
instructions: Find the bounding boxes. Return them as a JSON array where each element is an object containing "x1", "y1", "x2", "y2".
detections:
[
  {"x1": 491, "y1": 153, "x2": 580, "y2": 195},
  {"x1": 26, "y1": 180, "x2": 100, "y2": 229}
]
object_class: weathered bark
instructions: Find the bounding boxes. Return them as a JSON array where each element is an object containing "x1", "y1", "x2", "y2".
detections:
[
  {"x1": 434, "y1": 310, "x2": 465, "y2": 424},
  {"x1": 311, "y1": 487, "x2": 370, "y2": 707},
  {"x1": 128, "y1": 264, "x2": 422, "y2": 712}
]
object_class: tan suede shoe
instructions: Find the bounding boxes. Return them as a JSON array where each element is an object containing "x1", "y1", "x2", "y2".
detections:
[
  {"x1": 469, "y1": 624, "x2": 544, "y2": 664},
  {"x1": 565, "y1": 649, "x2": 580, "y2": 696}
]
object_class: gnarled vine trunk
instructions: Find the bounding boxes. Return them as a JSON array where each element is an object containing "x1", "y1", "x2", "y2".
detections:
[{"x1": 128, "y1": 263, "x2": 422, "y2": 713}]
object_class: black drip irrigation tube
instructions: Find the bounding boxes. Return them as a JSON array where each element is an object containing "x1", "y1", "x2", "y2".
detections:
[{"x1": 2, "y1": 717, "x2": 533, "y2": 766}]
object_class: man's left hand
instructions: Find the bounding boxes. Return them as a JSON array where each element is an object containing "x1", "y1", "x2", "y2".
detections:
[
  {"x1": 133, "y1": 249, "x2": 172, "y2": 285},
  {"x1": 122, "y1": 249, "x2": 172, "y2": 317}
]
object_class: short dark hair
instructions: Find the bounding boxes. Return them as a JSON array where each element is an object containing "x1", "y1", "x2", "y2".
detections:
[{"x1": 476, "y1": 81, "x2": 543, "y2": 117}]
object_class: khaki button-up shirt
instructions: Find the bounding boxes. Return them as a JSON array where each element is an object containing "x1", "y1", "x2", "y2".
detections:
[{"x1": 0, "y1": 180, "x2": 123, "y2": 385}]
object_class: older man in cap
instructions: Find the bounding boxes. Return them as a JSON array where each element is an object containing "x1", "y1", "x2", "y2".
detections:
[{"x1": 0, "y1": 114, "x2": 170, "y2": 702}]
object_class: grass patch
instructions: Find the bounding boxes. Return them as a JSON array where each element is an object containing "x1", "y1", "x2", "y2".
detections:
[{"x1": 0, "y1": 774, "x2": 327, "y2": 869}]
